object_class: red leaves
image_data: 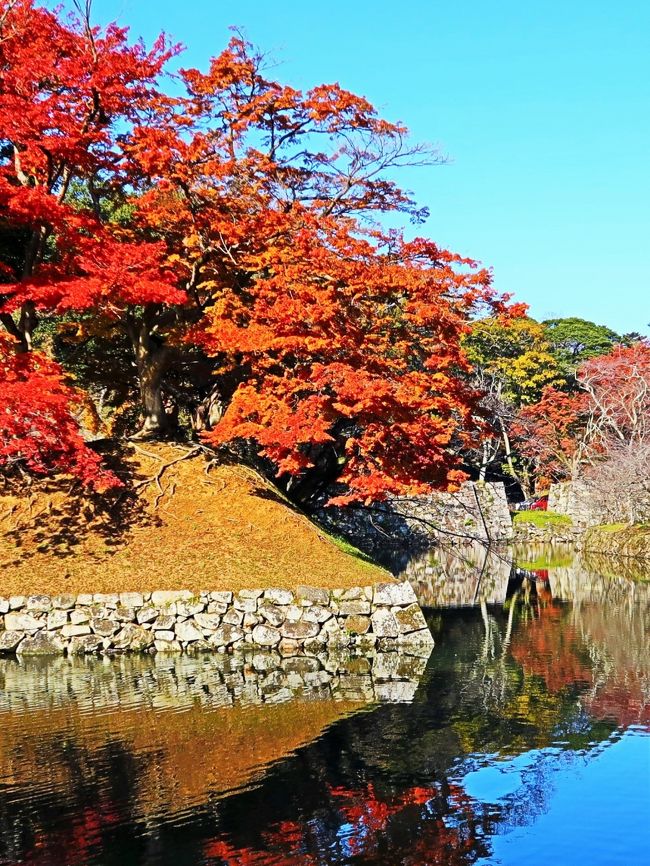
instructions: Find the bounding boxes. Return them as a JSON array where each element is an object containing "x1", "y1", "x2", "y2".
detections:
[
  {"x1": 3, "y1": 234, "x2": 186, "y2": 317},
  {"x1": 512, "y1": 386, "x2": 588, "y2": 485},
  {"x1": 513, "y1": 341, "x2": 650, "y2": 488},
  {"x1": 0, "y1": 0, "x2": 175, "y2": 186},
  {"x1": 0, "y1": 335, "x2": 119, "y2": 489},
  {"x1": 199, "y1": 209, "x2": 498, "y2": 502},
  {"x1": 578, "y1": 342, "x2": 650, "y2": 444},
  {"x1": 0, "y1": 4, "x2": 510, "y2": 497}
]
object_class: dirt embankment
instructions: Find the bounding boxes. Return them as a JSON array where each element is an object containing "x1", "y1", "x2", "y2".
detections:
[{"x1": 0, "y1": 444, "x2": 389, "y2": 597}]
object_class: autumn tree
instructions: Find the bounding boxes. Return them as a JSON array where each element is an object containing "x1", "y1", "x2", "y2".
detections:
[
  {"x1": 0, "y1": 2, "x2": 513, "y2": 504},
  {"x1": 511, "y1": 385, "x2": 589, "y2": 490},
  {"x1": 576, "y1": 342, "x2": 650, "y2": 521},
  {"x1": 511, "y1": 341, "x2": 650, "y2": 505},
  {"x1": 461, "y1": 315, "x2": 563, "y2": 491},
  {"x1": 0, "y1": 0, "x2": 178, "y2": 481},
  {"x1": 0, "y1": 333, "x2": 117, "y2": 486}
]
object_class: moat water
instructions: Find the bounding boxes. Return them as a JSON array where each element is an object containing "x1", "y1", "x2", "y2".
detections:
[{"x1": 0, "y1": 547, "x2": 648, "y2": 865}]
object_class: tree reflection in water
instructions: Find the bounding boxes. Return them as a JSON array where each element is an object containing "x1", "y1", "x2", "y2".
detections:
[{"x1": 0, "y1": 548, "x2": 648, "y2": 865}]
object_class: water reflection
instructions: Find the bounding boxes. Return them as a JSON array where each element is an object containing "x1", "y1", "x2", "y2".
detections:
[
  {"x1": 403, "y1": 542, "x2": 512, "y2": 607},
  {"x1": 0, "y1": 550, "x2": 648, "y2": 865}
]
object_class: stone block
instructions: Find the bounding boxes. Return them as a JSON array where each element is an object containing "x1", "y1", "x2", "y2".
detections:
[
  {"x1": 5, "y1": 612, "x2": 42, "y2": 632},
  {"x1": 373, "y1": 581, "x2": 417, "y2": 606},
  {"x1": 119, "y1": 592, "x2": 144, "y2": 609},
  {"x1": 332, "y1": 587, "x2": 364, "y2": 601},
  {"x1": 175, "y1": 620, "x2": 203, "y2": 642},
  {"x1": 280, "y1": 621, "x2": 320, "y2": 640},
  {"x1": 252, "y1": 624, "x2": 282, "y2": 647},
  {"x1": 26, "y1": 594, "x2": 52, "y2": 612},
  {"x1": 263, "y1": 589, "x2": 294, "y2": 605},
  {"x1": 296, "y1": 586, "x2": 330, "y2": 606},
  {"x1": 113, "y1": 624, "x2": 154, "y2": 651},
  {"x1": 52, "y1": 594, "x2": 77, "y2": 610},
  {"x1": 344, "y1": 615, "x2": 370, "y2": 635},
  {"x1": 91, "y1": 618, "x2": 118, "y2": 637},
  {"x1": 67, "y1": 635, "x2": 103, "y2": 655},
  {"x1": 152, "y1": 615, "x2": 176, "y2": 631},
  {"x1": 93, "y1": 593, "x2": 119, "y2": 608},
  {"x1": 194, "y1": 613, "x2": 222, "y2": 631},
  {"x1": 208, "y1": 624, "x2": 244, "y2": 647},
  {"x1": 62, "y1": 624, "x2": 92, "y2": 637},
  {"x1": 370, "y1": 608, "x2": 399, "y2": 638},
  {"x1": 176, "y1": 600, "x2": 205, "y2": 617},
  {"x1": 302, "y1": 605, "x2": 333, "y2": 623},
  {"x1": 46, "y1": 610, "x2": 69, "y2": 630},
  {"x1": 223, "y1": 608, "x2": 243, "y2": 626},
  {"x1": 338, "y1": 600, "x2": 371, "y2": 616},
  {"x1": 206, "y1": 602, "x2": 228, "y2": 614},
  {"x1": 394, "y1": 603, "x2": 428, "y2": 634},
  {"x1": 258, "y1": 602, "x2": 287, "y2": 627},
  {"x1": 155, "y1": 640, "x2": 182, "y2": 653},
  {"x1": 0, "y1": 631, "x2": 24, "y2": 651},
  {"x1": 242, "y1": 612, "x2": 260, "y2": 629},
  {"x1": 233, "y1": 595, "x2": 258, "y2": 613},
  {"x1": 284, "y1": 604, "x2": 304, "y2": 622},
  {"x1": 17, "y1": 632, "x2": 65, "y2": 655}
]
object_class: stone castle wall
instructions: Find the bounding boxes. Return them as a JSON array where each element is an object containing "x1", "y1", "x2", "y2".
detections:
[
  {"x1": 548, "y1": 481, "x2": 605, "y2": 526},
  {"x1": 395, "y1": 481, "x2": 514, "y2": 543},
  {"x1": 316, "y1": 482, "x2": 514, "y2": 570},
  {"x1": 0, "y1": 582, "x2": 433, "y2": 657}
]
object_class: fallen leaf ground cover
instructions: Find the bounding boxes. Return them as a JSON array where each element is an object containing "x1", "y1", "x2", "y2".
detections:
[{"x1": 0, "y1": 444, "x2": 390, "y2": 596}]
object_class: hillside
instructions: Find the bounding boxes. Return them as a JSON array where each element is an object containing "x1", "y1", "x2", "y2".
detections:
[{"x1": 0, "y1": 444, "x2": 389, "y2": 596}]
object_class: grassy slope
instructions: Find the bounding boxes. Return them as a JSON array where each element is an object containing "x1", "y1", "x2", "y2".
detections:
[
  {"x1": 513, "y1": 509, "x2": 573, "y2": 527},
  {"x1": 0, "y1": 444, "x2": 390, "y2": 596}
]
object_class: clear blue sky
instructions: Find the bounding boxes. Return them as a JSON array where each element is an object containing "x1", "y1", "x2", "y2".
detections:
[{"x1": 87, "y1": 1, "x2": 649, "y2": 334}]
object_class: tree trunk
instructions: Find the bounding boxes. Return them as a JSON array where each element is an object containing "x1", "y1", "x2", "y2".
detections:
[
  {"x1": 479, "y1": 441, "x2": 490, "y2": 482},
  {"x1": 499, "y1": 420, "x2": 530, "y2": 499},
  {"x1": 192, "y1": 384, "x2": 226, "y2": 432},
  {"x1": 131, "y1": 328, "x2": 172, "y2": 440}
]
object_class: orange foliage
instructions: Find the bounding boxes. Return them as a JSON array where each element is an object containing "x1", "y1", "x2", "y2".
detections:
[{"x1": 1, "y1": 6, "x2": 512, "y2": 501}]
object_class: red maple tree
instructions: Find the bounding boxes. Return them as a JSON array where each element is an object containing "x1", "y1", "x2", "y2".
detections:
[{"x1": 1, "y1": 3, "x2": 510, "y2": 502}]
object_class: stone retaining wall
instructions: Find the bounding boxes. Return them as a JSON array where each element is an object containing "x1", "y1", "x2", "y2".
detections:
[
  {"x1": 316, "y1": 482, "x2": 514, "y2": 571},
  {"x1": 0, "y1": 581, "x2": 433, "y2": 657},
  {"x1": 547, "y1": 481, "x2": 606, "y2": 527}
]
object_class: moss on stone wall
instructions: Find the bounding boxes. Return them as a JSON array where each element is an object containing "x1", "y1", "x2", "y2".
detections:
[{"x1": 582, "y1": 524, "x2": 650, "y2": 565}]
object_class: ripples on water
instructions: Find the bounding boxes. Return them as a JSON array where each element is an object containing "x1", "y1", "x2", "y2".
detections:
[{"x1": 0, "y1": 546, "x2": 649, "y2": 865}]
